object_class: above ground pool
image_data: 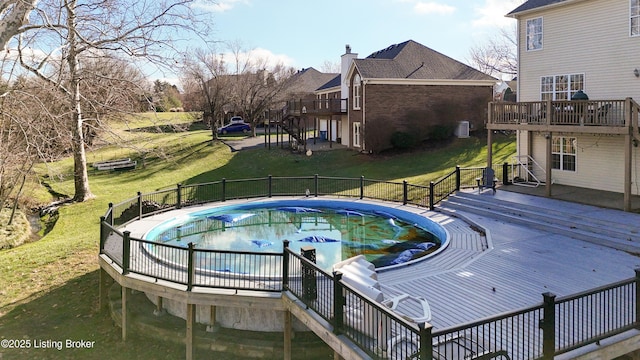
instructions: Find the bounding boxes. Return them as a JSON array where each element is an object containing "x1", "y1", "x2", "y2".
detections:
[{"x1": 143, "y1": 199, "x2": 449, "y2": 273}]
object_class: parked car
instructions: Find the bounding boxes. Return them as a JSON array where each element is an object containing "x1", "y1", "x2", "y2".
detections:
[
  {"x1": 218, "y1": 122, "x2": 250, "y2": 134},
  {"x1": 229, "y1": 116, "x2": 244, "y2": 123}
]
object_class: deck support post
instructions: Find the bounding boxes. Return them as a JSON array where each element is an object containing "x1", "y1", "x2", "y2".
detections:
[
  {"x1": 121, "y1": 286, "x2": 129, "y2": 341},
  {"x1": 284, "y1": 309, "x2": 292, "y2": 360},
  {"x1": 98, "y1": 267, "x2": 112, "y2": 312},
  {"x1": 186, "y1": 303, "x2": 196, "y2": 360},
  {"x1": 545, "y1": 132, "x2": 553, "y2": 197},
  {"x1": 624, "y1": 132, "x2": 632, "y2": 212}
]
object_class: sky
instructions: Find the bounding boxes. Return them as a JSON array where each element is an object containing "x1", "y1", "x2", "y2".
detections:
[{"x1": 182, "y1": 0, "x2": 524, "y2": 77}]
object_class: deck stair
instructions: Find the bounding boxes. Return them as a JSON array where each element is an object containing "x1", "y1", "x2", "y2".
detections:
[
  {"x1": 279, "y1": 115, "x2": 305, "y2": 147},
  {"x1": 438, "y1": 191, "x2": 640, "y2": 254}
]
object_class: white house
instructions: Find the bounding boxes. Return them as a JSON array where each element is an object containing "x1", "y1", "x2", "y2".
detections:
[{"x1": 487, "y1": 0, "x2": 640, "y2": 211}]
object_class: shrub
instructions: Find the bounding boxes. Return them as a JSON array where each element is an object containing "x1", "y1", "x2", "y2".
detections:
[{"x1": 390, "y1": 131, "x2": 419, "y2": 149}]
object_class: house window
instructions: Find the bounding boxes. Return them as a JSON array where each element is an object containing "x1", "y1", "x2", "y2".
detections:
[
  {"x1": 552, "y1": 136, "x2": 576, "y2": 171},
  {"x1": 540, "y1": 74, "x2": 584, "y2": 100},
  {"x1": 353, "y1": 122, "x2": 361, "y2": 147},
  {"x1": 353, "y1": 74, "x2": 361, "y2": 110},
  {"x1": 526, "y1": 17, "x2": 543, "y2": 51},
  {"x1": 632, "y1": 0, "x2": 640, "y2": 36}
]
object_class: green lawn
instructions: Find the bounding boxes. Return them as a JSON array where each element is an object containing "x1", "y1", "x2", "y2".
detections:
[{"x1": 0, "y1": 113, "x2": 516, "y2": 359}]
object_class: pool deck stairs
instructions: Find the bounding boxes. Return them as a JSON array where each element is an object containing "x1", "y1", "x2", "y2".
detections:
[{"x1": 438, "y1": 190, "x2": 640, "y2": 254}]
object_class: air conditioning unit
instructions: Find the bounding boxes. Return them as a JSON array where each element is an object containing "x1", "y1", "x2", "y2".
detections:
[{"x1": 455, "y1": 121, "x2": 470, "y2": 138}]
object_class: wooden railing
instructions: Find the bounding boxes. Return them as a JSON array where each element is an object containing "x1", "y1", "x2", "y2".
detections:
[
  {"x1": 488, "y1": 99, "x2": 638, "y2": 128},
  {"x1": 283, "y1": 98, "x2": 347, "y2": 117}
]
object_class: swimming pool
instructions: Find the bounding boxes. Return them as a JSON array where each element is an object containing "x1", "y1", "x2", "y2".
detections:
[{"x1": 143, "y1": 199, "x2": 449, "y2": 273}]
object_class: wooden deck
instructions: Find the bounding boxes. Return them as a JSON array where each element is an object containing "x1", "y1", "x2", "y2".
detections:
[
  {"x1": 117, "y1": 193, "x2": 640, "y2": 333},
  {"x1": 378, "y1": 189, "x2": 640, "y2": 331}
]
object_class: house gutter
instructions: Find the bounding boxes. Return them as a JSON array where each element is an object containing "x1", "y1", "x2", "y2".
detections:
[
  {"x1": 364, "y1": 78, "x2": 497, "y2": 87},
  {"x1": 507, "y1": 0, "x2": 579, "y2": 18}
]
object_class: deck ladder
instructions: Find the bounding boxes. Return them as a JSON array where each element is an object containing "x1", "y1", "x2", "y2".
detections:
[{"x1": 511, "y1": 155, "x2": 544, "y2": 187}]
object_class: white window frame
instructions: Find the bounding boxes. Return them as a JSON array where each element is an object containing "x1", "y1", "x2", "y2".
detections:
[
  {"x1": 353, "y1": 122, "x2": 361, "y2": 148},
  {"x1": 552, "y1": 136, "x2": 577, "y2": 172},
  {"x1": 631, "y1": 0, "x2": 640, "y2": 36},
  {"x1": 353, "y1": 74, "x2": 361, "y2": 110},
  {"x1": 540, "y1": 73, "x2": 585, "y2": 101},
  {"x1": 526, "y1": 17, "x2": 543, "y2": 51}
]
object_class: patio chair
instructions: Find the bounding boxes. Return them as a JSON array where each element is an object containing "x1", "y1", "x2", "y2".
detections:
[
  {"x1": 334, "y1": 256, "x2": 432, "y2": 358},
  {"x1": 334, "y1": 255, "x2": 432, "y2": 324},
  {"x1": 476, "y1": 167, "x2": 497, "y2": 194},
  {"x1": 586, "y1": 103, "x2": 612, "y2": 125}
]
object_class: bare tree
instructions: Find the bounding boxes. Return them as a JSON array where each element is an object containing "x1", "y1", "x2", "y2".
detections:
[
  {"x1": 9, "y1": 0, "x2": 213, "y2": 202},
  {"x1": 0, "y1": 76, "x2": 68, "y2": 225},
  {"x1": 181, "y1": 47, "x2": 231, "y2": 141},
  {"x1": 468, "y1": 25, "x2": 518, "y2": 79},
  {"x1": 226, "y1": 45, "x2": 295, "y2": 136},
  {"x1": 319, "y1": 60, "x2": 340, "y2": 73}
]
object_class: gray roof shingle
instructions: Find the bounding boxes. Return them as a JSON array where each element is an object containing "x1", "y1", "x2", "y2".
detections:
[
  {"x1": 507, "y1": 0, "x2": 568, "y2": 16},
  {"x1": 354, "y1": 40, "x2": 495, "y2": 81}
]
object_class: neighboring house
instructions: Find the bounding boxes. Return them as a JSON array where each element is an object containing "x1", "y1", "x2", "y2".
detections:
[
  {"x1": 487, "y1": 0, "x2": 640, "y2": 211},
  {"x1": 343, "y1": 40, "x2": 496, "y2": 152},
  {"x1": 285, "y1": 67, "x2": 338, "y2": 101},
  {"x1": 281, "y1": 41, "x2": 497, "y2": 152}
]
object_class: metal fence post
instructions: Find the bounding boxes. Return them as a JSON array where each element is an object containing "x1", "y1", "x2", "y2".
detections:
[
  {"x1": 635, "y1": 268, "x2": 640, "y2": 329},
  {"x1": 301, "y1": 246, "x2": 317, "y2": 301},
  {"x1": 222, "y1": 178, "x2": 226, "y2": 202},
  {"x1": 99, "y1": 216, "x2": 106, "y2": 254},
  {"x1": 429, "y1": 181, "x2": 435, "y2": 211},
  {"x1": 333, "y1": 271, "x2": 344, "y2": 334},
  {"x1": 541, "y1": 292, "x2": 557, "y2": 360},
  {"x1": 455, "y1": 165, "x2": 461, "y2": 191},
  {"x1": 360, "y1": 176, "x2": 364, "y2": 199},
  {"x1": 108, "y1": 203, "x2": 114, "y2": 225},
  {"x1": 282, "y1": 240, "x2": 290, "y2": 289},
  {"x1": 122, "y1": 231, "x2": 131, "y2": 275},
  {"x1": 403, "y1": 180, "x2": 408, "y2": 205},
  {"x1": 268, "y1": 175, "x2": 272, "y2": 198},
  {"x1": 419, "y1": 322, "x2": 434, "y2": 360},
  {"x1": 187, "y1": 242, "x2": 195, "y2": 291},
  {"x1": 176, "y1": 183, "x2": 182, "y2": 209},
  {"x1": 137, "y1": 192, "x2": 143, "y2": 220},
  {"x1": 314, "y1": 174, "x2": 319, "y2": 197}
]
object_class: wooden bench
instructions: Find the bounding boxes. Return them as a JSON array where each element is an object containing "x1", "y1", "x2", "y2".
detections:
[
  {"x1": 93, "y1": 158, "x2": 137, "y2": 171},
  {"x1": 476, "y1": 167, "x2": 498, "y2": 194}
]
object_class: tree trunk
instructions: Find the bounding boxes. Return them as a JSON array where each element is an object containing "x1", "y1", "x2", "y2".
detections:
[
  {"x1": 67, "y1": 0, "x2": 94, "y2": 202},
  {"x1": 0, "y1": 0, "x2": 39, "y2": 48}
]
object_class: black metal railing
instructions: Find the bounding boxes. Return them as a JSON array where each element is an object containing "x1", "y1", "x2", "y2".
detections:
[{"x1": 100, "y1": 173, "x2": 640, "y2": 359}]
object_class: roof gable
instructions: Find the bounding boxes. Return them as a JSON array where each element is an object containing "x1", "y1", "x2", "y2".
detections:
[
  {"x1": 354, "y1": 40, "x2": 495, "y2": 81},
  {"x1": 287, "y1": 67, "x2": 338, "y2": 94}
]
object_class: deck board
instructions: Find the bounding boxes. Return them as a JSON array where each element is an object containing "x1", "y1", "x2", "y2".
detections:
[{"x1": 378, "y1": 194, "x2": 640, "y2": 333}]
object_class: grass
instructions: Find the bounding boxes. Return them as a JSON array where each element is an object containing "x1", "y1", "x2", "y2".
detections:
[{"x1": 0, "y1": 112, "x2": 516, "y2": 359}]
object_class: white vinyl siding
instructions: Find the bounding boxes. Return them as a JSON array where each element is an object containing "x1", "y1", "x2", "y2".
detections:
[
  {"x1": 531, "y1": 134, "x2": 640, "y2": 194},
  {"x1": 517, "y1": 0, "x2": 640, "y2": 102}
]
